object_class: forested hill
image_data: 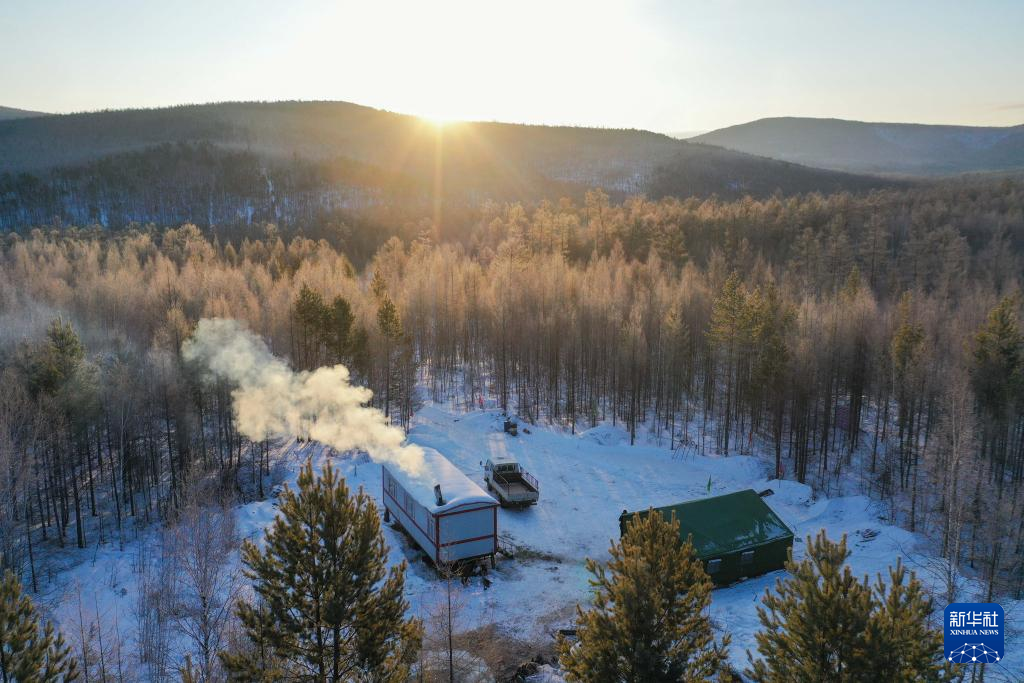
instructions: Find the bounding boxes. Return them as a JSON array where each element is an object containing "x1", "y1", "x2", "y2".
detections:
[
  {"x1": 0, "y1": 101, "x2": 895, "y2": 232},
  {"x1": 694, "y1": 117, "x2": 1024, "y2": 176},
  {"x1": 0, "y1": 105, "x2": 48, "y2": 120}
]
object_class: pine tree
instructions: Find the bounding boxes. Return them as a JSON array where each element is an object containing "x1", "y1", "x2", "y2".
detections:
[
  {"x1": 890, "y1": 292, "x2": 925, "y2": 495},
  {"x1": 860, "y1": 215, "x2": 889, "y2": 293},
  {"x1": 558, "y1": 511, "x2": 729, "y2": 682},
  {"x1": 971, "y1": 295, "x2": 1023, "y2": 479},
  {"x1": 293, "y1": 284, "x2": 330, "y2": 369},
  {"x1": 866, "y1": 560, "x2": 959, "y2": 682},
  {"x1": 370, "y1": 270, "x2": 388, "y2": 301},
  {"x1": 0, "y1": 570, "x2": 79, "y2": 682},
  {"x1": 708, "y1": 272, "x2": 749, "y2": 453},
  {"x1": 347, "y1": 326, "x2": 371, "y2": 381},
  {"x1": 376, "y1": 294, "x2": 405, "y2": 420},
  {"x1": 972, "y1": 296, "x2": 1022, "y2": 417},
  {"x1": 841, "y1": 265, "x2": 862, "y2": 301},
  {"x1": 748, "y1": 532, "x2": 874, "y2": 681},
  {"x1": 891, "y1": 293, "x2": 924, "y2": 381},
  {"x1": 748, "y1": 532, "x2": 958, "y2": 682},
  {"x1": 19, "y1": 318, "x2": 85, "y2": 400},
  {"x1": 376, "y1": 295, "x2": 403, "y2": 343},
  {"x1": 652, "y1": 222, "x2": 688, "y2": 267},
  {"x1": 220, "y1": 461, "x2": 421, "y2": 682},
  {"x1": 748, "y1": 282, "x2": 794, "y2": 476},
  {"x1": 708, "y1": 273, "x2": 746, "y2": 351},
  {"x1": 326, "y1": 296, "x2": 355, "y2": 364}
]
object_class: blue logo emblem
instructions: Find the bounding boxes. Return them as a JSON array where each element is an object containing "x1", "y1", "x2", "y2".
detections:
[{"x1": 944, "y1": 603, "x2": 1003, "y2": 664}]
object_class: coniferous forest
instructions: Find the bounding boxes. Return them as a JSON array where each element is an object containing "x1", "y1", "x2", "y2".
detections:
[{"x1": 1, "y1": 174, "x2": 1022, "y2": 680}]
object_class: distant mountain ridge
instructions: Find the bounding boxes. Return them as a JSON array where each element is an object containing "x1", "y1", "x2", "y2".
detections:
[
  {"x1": 0, "y1": 101, "x2": 891, "y2": 194},
  {"x1": 693, "y1": 117, "x2": 1024, "y2": 175},
  {"x1": 0, "y1": 101, "x2": 898, "y2": 232},
  {"x1": 0, "y1": 105, "x2": 48, "y2": 120}
]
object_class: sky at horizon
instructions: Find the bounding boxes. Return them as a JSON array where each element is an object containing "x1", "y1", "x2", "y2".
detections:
[{"x1": 2, "y1": 0, "x2": 1023, "y2": 132}]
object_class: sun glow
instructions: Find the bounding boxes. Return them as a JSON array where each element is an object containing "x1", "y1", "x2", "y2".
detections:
[
  {"x1": 419, "y1": 113, "x2": 457, "y2": 128},
  {"x1": 269, "y1": 0, "x2": 661, "y2": 131}
]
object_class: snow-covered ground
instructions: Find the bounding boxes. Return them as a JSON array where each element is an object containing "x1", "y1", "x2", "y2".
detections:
[{"x1": 46, "y1": 402, "x2": 1024, "y2": 680}]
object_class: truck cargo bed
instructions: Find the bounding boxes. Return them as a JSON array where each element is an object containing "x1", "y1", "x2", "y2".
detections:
[{"x1": 488, "y1": 470, "x2": 539, "y2": 505}]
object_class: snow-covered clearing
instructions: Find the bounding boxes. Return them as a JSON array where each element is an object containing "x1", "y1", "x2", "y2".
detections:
[{"x1": 46, "y1": 402, "x2": 1024, "y2": 679}]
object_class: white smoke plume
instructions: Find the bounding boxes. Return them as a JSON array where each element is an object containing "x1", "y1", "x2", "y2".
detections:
[{"x1": 182, "y1": 318, "x2": 424, "y2": 476}]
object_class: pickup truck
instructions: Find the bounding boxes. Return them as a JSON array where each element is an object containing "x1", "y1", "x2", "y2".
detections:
[{"x1": 484, "y1": 454, "x2": 539, "y2": 506}]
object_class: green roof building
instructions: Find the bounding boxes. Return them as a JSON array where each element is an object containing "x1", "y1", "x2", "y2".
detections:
[{"x1": 619, "y1": 489, "x2": 794, "y2": 586}]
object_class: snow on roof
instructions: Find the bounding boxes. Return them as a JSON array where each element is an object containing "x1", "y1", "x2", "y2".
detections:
[
  {"x1": 487, "y1": 451, "x2": 519, "y2": 465},
  {"x1": 385, "y1": 446, "x2": 497, "y2": 513}
]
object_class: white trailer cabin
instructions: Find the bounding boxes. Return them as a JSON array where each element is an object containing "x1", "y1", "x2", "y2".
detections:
[{"x1": 382, "y1": 447, "x2": 499, "y2": 566}]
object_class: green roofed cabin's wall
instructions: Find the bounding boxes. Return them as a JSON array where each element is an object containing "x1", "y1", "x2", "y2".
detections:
[{"x1": 620, "y1": 489, "x2": 794, "y2": 586}]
